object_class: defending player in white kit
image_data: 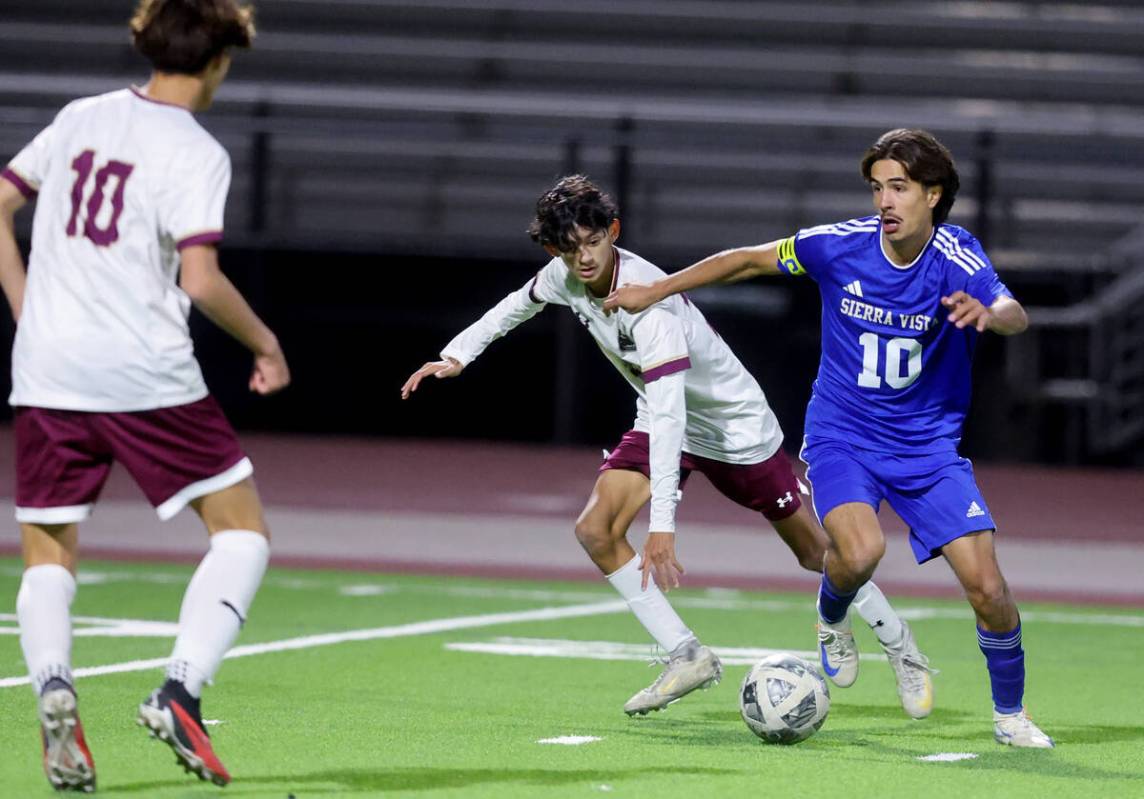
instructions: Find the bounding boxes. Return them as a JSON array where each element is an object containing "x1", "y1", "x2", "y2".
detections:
[
  {"x1": 402, "y1": 175, "x2": 932, "y2": 718},
  {"x1": 0, "y1": 1, "x2": 286, "y2": 790}
]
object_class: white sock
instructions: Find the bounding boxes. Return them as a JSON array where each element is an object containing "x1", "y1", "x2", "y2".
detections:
[
  {"x1": 605, "y1": 553, "x2": 694, "y2": 654},
  {"x1": 852, "y1": 581, "x2": 904, "y2": 647},
  {"x1": 166, "y1": 530, "x2": 269, "y2": 697},
  {"x1": 17, "y1": 564, "x2": 76, "y2": 695}
]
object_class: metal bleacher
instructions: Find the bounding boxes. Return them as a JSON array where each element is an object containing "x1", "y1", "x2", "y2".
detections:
[
  {"x1": 3, "y1": 1, "x2": 1144, "y2": 263},
  {"x1": 1, "y1": 0, "x2": 1143, "y2": 459}
]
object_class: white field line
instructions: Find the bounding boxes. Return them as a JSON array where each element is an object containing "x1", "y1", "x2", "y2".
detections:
[
  {"x1": 4, "y1": 570, "x2": 1143, "y2": 628},
  {"x1": 6, "y1": 599, "x2": 1143, "y2": 630},
  {"x1": 0, "y1": 614, "x2": 179, "y2": 638},
  {"x1": 446, "y1": 593, "x2": 1144, "y2": 628},
  {"x1": 444, "y1": 637, "x2": 889, "y2": 667},
  {"x1": 426, "y1": 589, "x2": 1144, "y2": 628},
  {"x1": 917, "y1": 753, "x2": 979, "y2": 762},
  {"x1": 0, "y1": 600, "x2": 628, "y2": 689},
  {"x1": 286, "y1": 582, "x2": 1144, "y2": 628}
]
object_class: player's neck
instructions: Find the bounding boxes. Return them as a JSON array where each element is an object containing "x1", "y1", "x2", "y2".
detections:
[
  {"x1": 882, "y1": 224, "x2": 934, "y2": 267},
  {"x1": 139, "y1": 72, "x2": 206, "y2": 112}
]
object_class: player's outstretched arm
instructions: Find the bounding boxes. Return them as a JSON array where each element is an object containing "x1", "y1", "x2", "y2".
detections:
[
  {"x1": 0, "y1": 180, "x2": 29, "y2": 322},
  {"x1": 179, "y1": 245, "x2": 290, "y2": 395},
  {"x1": 400, "y1": 357, "x2": 463, "y2": 399},
  {"x1": 406, "y1": 278, "x2": 550, "y2": 399},
  {"x1": 605, "y1": 240, "x2": 784, "y2": 314},
  {"x1": 941, "y1": 291, "x2": 1028, "y2": 335}
]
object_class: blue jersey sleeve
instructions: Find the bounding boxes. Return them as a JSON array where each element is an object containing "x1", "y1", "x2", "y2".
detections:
[
  {"x1": 776, "y1": 235, "x2": 812, "y2": 278},
  {"x1": 935, "y1": 227, "x2": 1012, "y2": 306},
  {"x1": 778, "y1": 217, "x2": 881, "y2": 282}
]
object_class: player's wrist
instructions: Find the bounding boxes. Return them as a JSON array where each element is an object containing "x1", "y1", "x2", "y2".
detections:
[
  {"x1": 252, "y1": 332, "x2": 281, "y2": 359},
  {"x1": 652, "y1": 279, "x2": 675, "y2": 304}
]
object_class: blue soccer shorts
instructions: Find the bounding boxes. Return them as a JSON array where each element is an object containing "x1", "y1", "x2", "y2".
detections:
[{"x1": 800, "y1": 437, "x2": 997, "y2": 564}]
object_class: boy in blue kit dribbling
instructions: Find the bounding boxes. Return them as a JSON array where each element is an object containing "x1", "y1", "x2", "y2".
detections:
[{"x1": 605, "y1": 128, "x2": 1053, "y2": 748}]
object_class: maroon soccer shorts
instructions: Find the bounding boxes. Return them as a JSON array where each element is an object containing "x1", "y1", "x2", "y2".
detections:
[
  {"x1": 14, "y1": 395, "x2": 251, "y2": 524},
  {"x1": 600, "y1": 429, "x2": 802, "y2": 521}
]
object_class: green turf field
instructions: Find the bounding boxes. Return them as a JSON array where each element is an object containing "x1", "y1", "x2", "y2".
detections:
[{"x1": 1, "y1": 558, "x2": 1141, "y2": 798}]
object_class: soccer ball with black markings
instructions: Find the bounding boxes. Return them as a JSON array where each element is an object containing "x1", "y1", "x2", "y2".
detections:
[{"x1": 739, "y1": 653, "x2": 830, "y2": 744}]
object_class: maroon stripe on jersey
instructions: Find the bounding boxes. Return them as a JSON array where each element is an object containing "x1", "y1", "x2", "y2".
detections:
[
  {"x1": 643, "y1": 356, "x2": 691, "y2": 383},
  {"x1": 609, "y1": 247, "x2": 622, "y2": 293},
  {"x1": 129, "y1": 86, "x2": 192, "y2": 113},
  {"x1": 2, "y1": 168, "x2": 36, "y2": 200},
  {"x1": 176, "y1": 231, "x2": 224, "y2": 250}
]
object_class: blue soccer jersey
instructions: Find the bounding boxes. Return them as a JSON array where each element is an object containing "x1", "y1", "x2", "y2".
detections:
[{"x1": 776, "y1": 216, "x2": 1012, "y2": 453}]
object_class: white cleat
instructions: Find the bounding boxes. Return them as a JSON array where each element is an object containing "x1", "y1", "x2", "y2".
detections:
[
  {"x1": 39, "y1": 687, "x2": 96, "y2": 793},
  {"x1": 994, "y1": 708, "x2": 1055, "y2": 748},
  {"x1": 624, "y1": 641, "x2": 722, "y2": 716},
  {"x1": 882, "y1": 621, "x2": 935, "y2": 719},
  {"x1": 817, "y1": 615, "x2": 859, "y2": 688}
]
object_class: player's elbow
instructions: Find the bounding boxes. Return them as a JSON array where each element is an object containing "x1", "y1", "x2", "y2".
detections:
[
  {"x1": 727, "y1": 250, "x2": 770, "y2": 282},
  {"x1": 1009, "y1": 304, "x2": 1029, "y2": 335},
  {"x1": 993, "y1": 300, "x2": 1028, "y2": 335}
]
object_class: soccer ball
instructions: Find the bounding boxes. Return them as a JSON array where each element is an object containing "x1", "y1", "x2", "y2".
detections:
[{"x1": 739, "y1": 653, "x2": 830, "y2": 744}]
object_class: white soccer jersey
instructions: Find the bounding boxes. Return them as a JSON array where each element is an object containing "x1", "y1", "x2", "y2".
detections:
[
  {"x1": 441, "y1": 247, "x2": 784, "y2": 532},
  {"x1": 2, "y1": 88, "x2": 231, "y2": 412}
]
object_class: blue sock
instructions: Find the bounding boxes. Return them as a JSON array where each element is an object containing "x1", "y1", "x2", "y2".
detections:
[
  {"x1": 817, "y1": 573, "x2": 858, "y2": 624},
  {"x1": 977, "y1": 624, "x2": 1024, "y2": 713}
]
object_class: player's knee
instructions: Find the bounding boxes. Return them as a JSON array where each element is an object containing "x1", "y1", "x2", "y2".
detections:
[
  {"x1": 797, "y1": 546, "x2": 825, "y2": 574},
  {"x1": 206, "y1": 513, "x2": 269, "y2": 537},
  {"x1": 203, "y1": 502, "x2": 268, "y2": 536},
  {"x1": 965, "y1": 576, "x2": 1010, "y2": 615},
  {"x1": 574, "y1": 518, "x2": 612, "y2": 558},
  {"x1": 838, "y1": 538, "x2": 884, "y2": 576},
  {"x1": 793, "y1": 529, "x2": 828, "y2": 573}
]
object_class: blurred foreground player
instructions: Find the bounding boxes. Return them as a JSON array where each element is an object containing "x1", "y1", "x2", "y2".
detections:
[
  {"x1": 402, "y1": 175, "x2": 930, "y2": 719},
  {"x1": 0, "y1": 0, "x2": 289, "y2": 789},
  {"x1": 606, "y1": 129, "x2": 1052, "y2": 748}
]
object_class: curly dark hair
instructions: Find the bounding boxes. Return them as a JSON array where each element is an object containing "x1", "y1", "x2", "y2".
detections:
[
  {"x1": 860, "y1": 128, "x2": 960, "y2": 226},
  {"x1": 527, "y1": 175, "x2": 619, "y2": 252},
  {"x1": 131, "y1": 0, "x2": 255, "y2": 75}
]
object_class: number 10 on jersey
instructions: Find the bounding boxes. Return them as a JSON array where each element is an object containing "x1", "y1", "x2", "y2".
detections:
[
  {"x1": 67, "y1": 149, "x2": 135, "y2": 247},
  {"x1": 857, "y1": 333, "x2": 922, "y2": 389}
]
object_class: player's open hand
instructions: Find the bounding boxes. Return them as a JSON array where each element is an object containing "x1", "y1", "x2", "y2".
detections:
[
  {"x1": 941, "y1": 291, "x2": 992, "y2": 332},
  {"x1": 249, "y1": 347, "x2": 290, "y2": 395},
  {"x1": 604, "y1": 282, "x2": 659, "y2": 315},
  {"x1": 401, "y1": 357, "x2": 464, "y2": 399},
  {"x1": 641, "y1": 532, "x2": 685, "y2": 592}
]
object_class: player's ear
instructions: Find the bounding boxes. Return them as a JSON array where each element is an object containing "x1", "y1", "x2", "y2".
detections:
[
  {"x1": 608, "y1": 218, "x2": 621, "y2": 241},
  {"x1": 926, "y1": 186, "x2": 942, "y2": 209},
  {"x1": 543, "y1": 244, "x2": 559, "y2": 258},
  {"x1": 201, "y1": 51, "x2": 231, "y2": 81}
]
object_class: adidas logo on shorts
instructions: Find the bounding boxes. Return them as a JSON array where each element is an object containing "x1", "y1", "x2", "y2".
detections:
[{"x1": 966, "y1": 501, "x2": 985, "y2": 519}]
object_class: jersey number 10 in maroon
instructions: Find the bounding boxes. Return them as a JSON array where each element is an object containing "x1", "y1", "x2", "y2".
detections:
[{"x1": 67, "y1": 149, "x2": 135, "y2": 247}]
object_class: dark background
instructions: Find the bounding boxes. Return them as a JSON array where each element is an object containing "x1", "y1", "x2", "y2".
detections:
[{"x1": 1, "y1": 0, "x2": 1141, "y2": 467}]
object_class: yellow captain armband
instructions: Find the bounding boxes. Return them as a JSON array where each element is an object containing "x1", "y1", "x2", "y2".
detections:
[{"x1": 776, "y1": 236, "x2": 806, "y2": 276}]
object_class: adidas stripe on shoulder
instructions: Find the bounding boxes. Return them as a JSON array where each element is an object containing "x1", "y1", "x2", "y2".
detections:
[
  {"x1": 934, "y1": 228, "x2": 988, "y2": 277},
  {"x1": 798, "y1": 218, "x2": 880, "y2": 239}
]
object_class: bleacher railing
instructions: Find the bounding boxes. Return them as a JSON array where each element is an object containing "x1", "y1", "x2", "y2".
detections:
[{"x1": 1008, "y1": 226, "x2": 1144, "y2": 460}]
